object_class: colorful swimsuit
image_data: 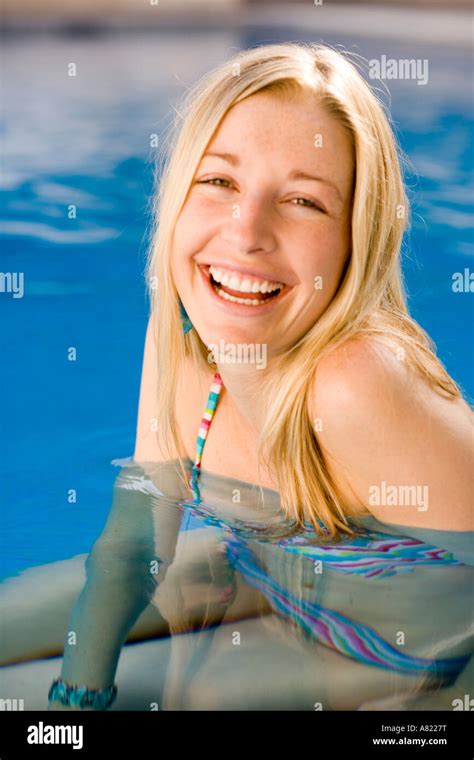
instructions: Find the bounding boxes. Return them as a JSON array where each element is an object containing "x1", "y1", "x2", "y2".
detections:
[{"x1": 189, "y1": 371, "x2": 224, "y2": 503}]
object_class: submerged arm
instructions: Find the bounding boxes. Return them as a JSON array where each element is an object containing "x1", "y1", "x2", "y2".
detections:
[
  {"x1": 48, "y1": 315, "x2": 187, "y2": 710},
  {"x1": 47, "y1": 463, "x2": 184, "y2": 710}
]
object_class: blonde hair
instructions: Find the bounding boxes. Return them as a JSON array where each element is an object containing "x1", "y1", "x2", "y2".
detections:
[{"x1": 146, "y1": 42, "x2": 463, "y2": 540}]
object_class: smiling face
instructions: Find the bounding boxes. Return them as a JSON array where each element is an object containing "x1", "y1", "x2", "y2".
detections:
[{"x1": 171, "y1": 88, "x2": 355, "y2": 354}]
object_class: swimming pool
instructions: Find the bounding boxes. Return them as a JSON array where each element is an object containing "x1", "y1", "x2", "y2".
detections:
[{"x1": 1, "y1": 27, "x2": 473, "y2": 582}]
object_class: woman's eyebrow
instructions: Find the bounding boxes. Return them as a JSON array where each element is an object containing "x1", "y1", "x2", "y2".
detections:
[
  {"x1": 202, "y1": 151, "x2": 239, "y2": 165},
  {"x1": 289, "y1": 170, "x2": 342, "y2": 201},
  {"x1": 201, "y1": 152, "x2": 343, "y2": 201}
]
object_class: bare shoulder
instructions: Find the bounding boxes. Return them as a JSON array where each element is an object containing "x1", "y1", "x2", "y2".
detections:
[
  {"x1": 309, "y1": 336, "x2": 474, "y2": 531},
  {"x1": 310, "y1": 334, "x2": 472, "y2": 425}
]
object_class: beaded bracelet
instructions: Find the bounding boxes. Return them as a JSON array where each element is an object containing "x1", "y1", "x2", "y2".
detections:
[{"x1": 48, "y1": 677, "x2": 118, "y2": 710}]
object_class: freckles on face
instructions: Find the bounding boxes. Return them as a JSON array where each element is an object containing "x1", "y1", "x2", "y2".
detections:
[
  {"x1": 171, "y1": 89, "x2": 354, "y2": 344},
  {"x1": 294, "y1": 203, "x2": 352, "y2": 318},
  {"x1": 171, "y1": 195, "x2": 212, "y2": 288}
]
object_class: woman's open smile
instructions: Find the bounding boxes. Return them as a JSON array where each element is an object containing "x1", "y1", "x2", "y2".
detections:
[{"x1": 197, "y1": 262, "x2": 293, "y2": 315}]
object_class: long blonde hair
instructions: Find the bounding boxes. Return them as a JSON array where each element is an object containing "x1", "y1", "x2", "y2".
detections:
[{"x1": 146, "y1": 42, "x2": 462, "y2": 539}]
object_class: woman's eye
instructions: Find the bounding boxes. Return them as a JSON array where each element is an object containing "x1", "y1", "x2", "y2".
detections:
[
  {"x1": 196, "y1": 177, "x2": 232, "y2": 188},
  {"x1": 195, "y1": 181, "x2": 325, "y2": 213},
  {"x1": 291, "y1": 197, "x2": 325, "y2": 212}
]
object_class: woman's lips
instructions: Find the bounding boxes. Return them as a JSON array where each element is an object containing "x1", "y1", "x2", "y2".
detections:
[{"x1": 197, "y1": 264, "x2": 291, "y2": 315}]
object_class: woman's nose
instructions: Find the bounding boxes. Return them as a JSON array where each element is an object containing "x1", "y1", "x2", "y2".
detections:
[{"x1": 219, "y1": 196, "x2": 277, "y2": 255}]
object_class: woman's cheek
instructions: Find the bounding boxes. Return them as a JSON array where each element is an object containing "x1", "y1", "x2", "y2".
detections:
[
  {"x1": 306, "y1": 245, "x2": 348, "y2": 300},
  {"x1": 172, "y1": 205, "x2": 209, "y2": 260}
]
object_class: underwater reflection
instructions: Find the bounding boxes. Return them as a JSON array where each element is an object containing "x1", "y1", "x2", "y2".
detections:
[{"x1": 56, "y1": 458, "x2": 473, "y2": 711}]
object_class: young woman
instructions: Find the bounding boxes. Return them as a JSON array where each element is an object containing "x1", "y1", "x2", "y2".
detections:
[{"x1": 47, "y1": 42, "x2": 473, "y2": 712}]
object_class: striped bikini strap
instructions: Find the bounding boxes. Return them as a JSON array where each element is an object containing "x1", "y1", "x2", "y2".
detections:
[{"x1": 189, "y1": 371, "x2": 224, "y2": 502}]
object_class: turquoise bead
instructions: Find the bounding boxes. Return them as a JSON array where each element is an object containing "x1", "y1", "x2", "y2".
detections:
[{"x1": 48, "y1": 677, "x2": 117, "y2": 710}]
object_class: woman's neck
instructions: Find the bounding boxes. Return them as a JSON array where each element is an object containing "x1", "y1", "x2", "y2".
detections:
[{"x1": 214, "y1": 362, "x2": 272, "y2": 432}]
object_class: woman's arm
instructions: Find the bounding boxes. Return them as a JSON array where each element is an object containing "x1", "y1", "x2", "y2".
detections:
[
  {"x1": 48, "y1": 316, "x2": 184, "y2": 710},
  {"x1": 47, "y1": 464, "x2": 183, "y2": 710}
]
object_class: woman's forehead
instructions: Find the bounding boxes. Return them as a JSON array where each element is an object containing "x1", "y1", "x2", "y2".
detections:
[
  {"x1": 213, "y1": 89, "x2": 336, "y2": 134},
  {"x1": 202, "y1": 91, "x2": 354, "y2": 198}
]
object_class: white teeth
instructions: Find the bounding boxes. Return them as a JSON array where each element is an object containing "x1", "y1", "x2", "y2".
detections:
[
  {"x1": 208, "y1": 265, "x2": 283, "y2": 294},
  {"x1": 214, "y1": 286, "x2": 264, "y2": 305}
]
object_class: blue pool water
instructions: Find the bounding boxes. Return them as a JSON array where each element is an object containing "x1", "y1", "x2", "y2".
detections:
[{"x1": 1, "y1": 29, "x2": 473, "y2": 581}]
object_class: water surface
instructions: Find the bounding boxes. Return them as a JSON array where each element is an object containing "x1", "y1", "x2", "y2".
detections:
[{"x1": 47, "y1": 458, "x2": 473, "y2": 710}]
